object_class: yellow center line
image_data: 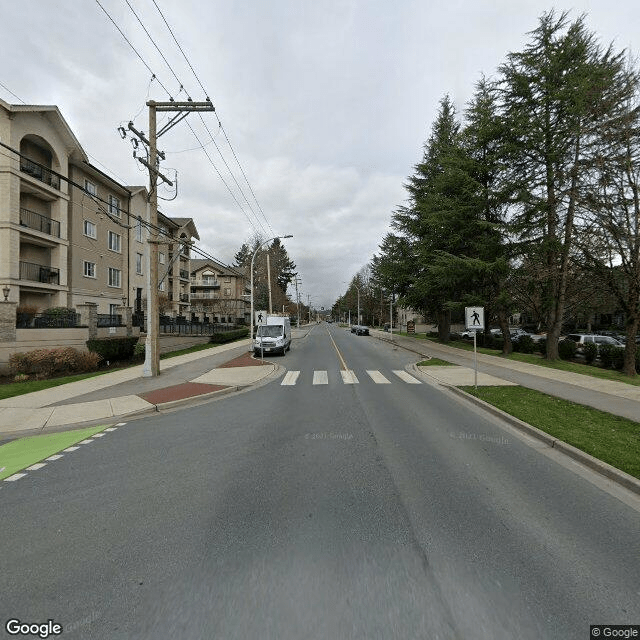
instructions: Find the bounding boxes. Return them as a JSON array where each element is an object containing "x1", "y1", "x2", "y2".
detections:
[{"x1": 327, "y1": 327, "x2": 349, "y2": 371}]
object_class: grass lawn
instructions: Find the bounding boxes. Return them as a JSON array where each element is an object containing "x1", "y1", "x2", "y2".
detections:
[
  {"x1": 461, "y1": 385, "x2": 640, "y2": 479},
  {"x1": 417, "y1": 358, "x2": 456, "y2": 366}
]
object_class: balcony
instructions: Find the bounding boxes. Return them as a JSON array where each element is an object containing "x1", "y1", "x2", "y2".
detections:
[
  {"x1": 19, "y1": 208, "x2": 60, "y2": 238},
  {"x1": 179, "y1": 293, "x2": 190, "y2": 302},
  {"x1": 190, "y1": 292, "x2": 220, "y2": 300},
  {"x1": 20, "y1": 158, "x2": 60, "y2": 190},
  {"x1": 19, "y1": 261, "x2": 60, "y2": 285},
  {"x1": 179, "y1": 269, "x2": 190, "y2": 280},
  {"x1": 190, "y1": 278, "x2": 220, "y2": 288}
]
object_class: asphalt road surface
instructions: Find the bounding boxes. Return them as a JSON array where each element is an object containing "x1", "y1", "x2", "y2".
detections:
[{"x1": 1, "y1": 324, "x2": 639, "y2": 639}]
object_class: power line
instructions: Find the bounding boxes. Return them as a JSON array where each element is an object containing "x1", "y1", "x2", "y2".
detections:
[
  {"x1": 150, "y1": 0, "x2": 276, "y2": 236},
  {"x1": 0, "y1": 80, "x2": 26, "y2": 104},
  {"x1": 123, "y1": 0, "x2": 268, "y2": 236}
]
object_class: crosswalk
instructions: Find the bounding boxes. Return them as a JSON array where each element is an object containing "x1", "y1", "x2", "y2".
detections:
[{"x1": 281, "y1": 369, "x2": 422, "y2": 386}]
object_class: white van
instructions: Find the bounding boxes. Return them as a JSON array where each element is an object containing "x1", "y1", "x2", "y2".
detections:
[{"x1": 254, "y1": 316, "x2": 291, "y2": 356}]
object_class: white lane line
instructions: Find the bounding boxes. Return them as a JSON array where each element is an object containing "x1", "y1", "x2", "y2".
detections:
[
  {"x1": 63, "y1": 446, "x2": 80, "y2": 452},
  {"x1": 78, "y1": 439, "x2": 94, "y2": 445},
  {"x1": 45, "y1": 455, "x2": 63, "y2": 461},
  {"x1": 341, "y1": 370, "x2": 359, "y2": 384},
  {"x1": 393, "y1": 370, "x2": 422, "y2": 384},
  {"x1": 313, "y1": 370, "x2": 329, "y2": 385},
  {"x1": 115, "y1": 423, "x2": 127, "y2": 427},
  {"x1": 104, "y1": 427, "x2": 118, "y2": 432},
  {"x1": 281, "y1": 371, "x2": 300, "y2": 386},
  {"x1": 92, "y1": 433, "x2": 106, "y2": 438},
  {"x1": 26, "y1": 463, "x2": 47, "y2": 471},
  {"x1": 367, "y1": 370, "x2": 391, "y2": 384},
  {"x1": 4, "y1": 473, "x2": 27, "y2": 482}
]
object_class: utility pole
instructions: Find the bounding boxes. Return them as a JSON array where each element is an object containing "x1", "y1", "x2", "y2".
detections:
[
  {"x1": 130, "y1": 99, "x2": 215, "y2": 377},
  {"x1": 294, "y1": 276, "x2": 302, "y2": 328}
]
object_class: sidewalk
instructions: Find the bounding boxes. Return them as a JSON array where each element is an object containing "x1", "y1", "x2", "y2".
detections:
[
  {"x1": 0, "y1": 338, "x2": 279, "y2": 438},
  {"x1": 372, "y1": 330, "x2": 640, "y2": 423}
]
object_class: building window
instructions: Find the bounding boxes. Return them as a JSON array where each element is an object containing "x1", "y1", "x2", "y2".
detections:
[
  {"x1": 84, "y1": 180, "x2": 97, "y2": 196},
  {"x1": 203, "y1": 275, "x2": 217, "y2": 285},
  {"x1": 109, "y1": 303, "x2": 118, "y2": 316},
  {"x1": 83, "y1": 220, "x2": 97, "y2": 239},
  {"x1": 135, "y1": 218, "x2": 143, "y2": 242},
  {"x1": 159, "y1": 252, "x2": 165, "y2": 264},
  {"x1": 108, "y1": 195, "x2": 121, "y2": 218},
  {"x1": 136, "y1": 253, "x2": 143, "y2": 275},
  {"x1": 159, "y1": 280, "x2": 165, "y2": 292},
  {"x1": 108, "y1": 231, "x2": 121, "y2": 252},
  {"x1": 108, "y1": 267, "x2": 121, "y2": 288},
  {"x1": 83, "y1": 261, "x2": 96, "y2": 278},
  {"x1": 224, "y1": 288, "x2": 231, "y2": 296},
  {"x1": 224, "y1": 277, "x2": 231, "y2": 282}
]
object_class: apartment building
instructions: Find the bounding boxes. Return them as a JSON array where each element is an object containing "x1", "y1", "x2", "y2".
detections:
[
  {"x1": 190, "y1": 259, "x2": 249, "y2": 324},
  {"x1": 0, "y1": 99, "x2": 198, "y2": 323}
]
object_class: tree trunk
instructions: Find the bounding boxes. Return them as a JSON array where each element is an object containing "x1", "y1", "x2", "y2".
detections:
[
  {"x1": 498, "y1": 311, "x2": 512, "y2": 355},
  {"x1": 437, "y1": 309, "x2": 450, "y2": 342}
]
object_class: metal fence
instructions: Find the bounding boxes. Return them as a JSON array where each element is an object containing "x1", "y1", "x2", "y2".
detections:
[
  {"x1": 159, "y1": 320, "x2": 240, "y2": 335},
  {"x1": 97, "y1": 314, "x2": 123, "y2": 327},
  {"x1": 17, "y1": 313, "x2": 81, "y2": 328}
]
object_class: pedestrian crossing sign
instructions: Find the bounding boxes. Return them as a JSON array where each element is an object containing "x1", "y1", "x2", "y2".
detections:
[{"x1": 465, "y1": 306, "x2": 484, "y2": 330}]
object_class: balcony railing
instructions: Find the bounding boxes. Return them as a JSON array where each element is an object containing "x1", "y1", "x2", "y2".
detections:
[
  {"x1": 20, "y1": 158, "x2": 60, "y2": 190},
  {"x1": 179, "y1": 269, "x2": 189, "y2": 279},
  {"x1": 190, "y1": 292, "x2": 220, "y2": 300},
  {"x1": 19, "y1": 208, "x2": 60, "y2": 238},
  {"x1": 19, "y1": 261, "x2": 60, "y2": 285},
  {"x1": 190, "y1": 279, "x2": 220, "y2": 288}
]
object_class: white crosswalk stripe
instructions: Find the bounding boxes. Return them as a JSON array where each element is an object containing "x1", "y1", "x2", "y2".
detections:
[
  {"x1": 281, "y1": 371, "x2": 300, "y2": 385},
  {"x1": 313, "y1": 370, "x2": 329, "y2": 385},
  {"x1": 392, "y1": 370, "x2": 422, "y2": 384},
  {"x1": 341, "y1": 370, "x2": 359, "y2": 384},
  {"x1": 280, "y1": 369, "x2": 422, "y2": 387},
  {"x1": 366, "y1": 370, "x2": 391, "y2": 384}
]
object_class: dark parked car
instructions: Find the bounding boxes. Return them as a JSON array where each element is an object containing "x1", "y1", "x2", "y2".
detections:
[{"x1": 352, "y1": 324, "x2": 370, "y2": 336}]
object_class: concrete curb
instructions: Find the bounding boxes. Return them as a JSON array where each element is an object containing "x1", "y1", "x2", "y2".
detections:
[
  {"x1": 444, "y1": 381, "x2": 640, "y2": 497},
  {"x1": 153, "y1": 385, "x2": 239, "y2": 411}
]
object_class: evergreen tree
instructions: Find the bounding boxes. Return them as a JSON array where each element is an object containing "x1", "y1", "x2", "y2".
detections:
[{"x1": 498, "y1": 10, "x2": 634, "y2": 358}]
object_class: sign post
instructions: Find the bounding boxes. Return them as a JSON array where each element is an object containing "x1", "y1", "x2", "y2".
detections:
[{"x1": 465, "y1": 307, "x2": 484, "y2": 389}]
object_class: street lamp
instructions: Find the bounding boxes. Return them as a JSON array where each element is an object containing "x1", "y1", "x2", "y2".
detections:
[
  {"x1": 250, "y1": 235, "x2": 293, "y2": 350},
  {"x1": 2, "y1": 284, "x2": 9, "y2": 302}
]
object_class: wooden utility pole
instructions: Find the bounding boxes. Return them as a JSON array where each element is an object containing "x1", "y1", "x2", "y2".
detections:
[{"x1": 132, "y1": 100, "x2": 215, "y2": 377}]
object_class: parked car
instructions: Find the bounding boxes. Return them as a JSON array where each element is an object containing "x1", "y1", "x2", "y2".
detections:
[
  {"x1": 565, "y1": 334, "x2": 623, "y2": 351},
  {"x1": 352, "y1": 325, "x2": 370, "y2": 336}
]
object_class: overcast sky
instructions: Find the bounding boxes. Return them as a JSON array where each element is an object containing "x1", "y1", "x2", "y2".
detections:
[{"x1": 2, "y1": 1, "x2": 640, "y2": 309}]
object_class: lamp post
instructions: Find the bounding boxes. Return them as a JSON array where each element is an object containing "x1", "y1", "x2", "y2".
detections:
[
  {"x1": 2, "y1": 284, "x2": 9, "y2": 302},
  {"x1": 250, "y1": 235, "x2": 293, "y2": 350}
]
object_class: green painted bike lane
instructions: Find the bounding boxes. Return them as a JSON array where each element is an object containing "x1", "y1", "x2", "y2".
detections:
[{"x1": 0, "y1": 425, "x2": 109, "y2": 481}]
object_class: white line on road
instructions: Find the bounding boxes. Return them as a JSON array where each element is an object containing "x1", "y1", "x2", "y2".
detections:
[
  {"x1": 313, "y1": 370, "x2": 329, "y2": 385},
  {"x1": 45, "y1": 455, "x2": 63, "y2": 461},
  {"x1": 4, "y1": 473, "x2": 27, "y2": 482},
  {"x1": 281, "y1": 371, "x2": 300, "y2": 386},
  {"x1": 340, "y1": 370, "x2": 359, "y2": 384},
  {"x1": 78, "y1": 439, "x2": 94, "y2": 445},
  {"x1": 92, "y1": 433, "x2": 105, "y2": 438},
  {"x1": 26, "y1": 463, "x2": 47, "y2": 471},
  {"x1": 63, "y1": 446, "x2": 80, "y2": 452},
  {"x1": 393, "y1": 370, "x2": 422, "y2": 384},
  {"x1": 367, "y1": 370, "x2": 391, "y2": 384}
]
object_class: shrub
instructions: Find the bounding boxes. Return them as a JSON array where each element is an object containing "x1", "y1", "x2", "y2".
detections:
[
  {"x1": 515, "y1": 335, "x2": 535, "y2": 354},
  {"x1": 599, "y1": 344, "x2": 614, "y2": 369},
  {"x1": 558, "y1": 339, "x2": 577, "y2": 361},
  {"x1": 133, "y1": 340, "x2": 145, "y2": 359},
  {"x1": 13, "y1": 373, "x2": 29, "y2": 383},
  {"x1": 86, "y1": 337, "x2": 139, "y2": 361},
  {"x1": 583, "y1": 342, "x2": 598, "y2": 365},
  {"x1": 611, "y1": 346, "x2": 625, "y2": 370},
  {"x1": 74, "y1": 350, "x2": 102, "y2": 372},
  {"x1": 209, "y1": 328, "x2": 249, "y2": 344},
  {"x1": 537, "y1": 338, "x2": 547, "y2": 356},
  {"x1": 9, "y1": 347, "x2": 89, "y2": 377}
]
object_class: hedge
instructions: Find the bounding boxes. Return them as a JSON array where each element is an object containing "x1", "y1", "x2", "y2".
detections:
[
  {"x1": 9, "y1": 347, "x2": 101, "y2": 377},
  {"x1": 209, "y1": 328, "x2": 249, "y2": 344},
  {"x1": 86, "y1": 337, "x2": 139, "y2": 361}
]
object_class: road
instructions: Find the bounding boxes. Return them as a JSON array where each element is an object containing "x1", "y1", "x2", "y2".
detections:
[{"x1": 1, "y1": 323, "x2": 639, "y2": 639}]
